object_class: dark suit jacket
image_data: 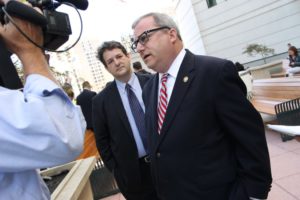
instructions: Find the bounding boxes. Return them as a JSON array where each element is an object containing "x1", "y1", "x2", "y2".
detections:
[
  {"x1": 76, "y1": 89, "x2": 97, "y2": 129},
  {"x1": 137, "y1": 69, "x2": 152, "y2": 75},
  {"x1": 143, "y1": 50, "x2": 272, "y2": 200},
  {"x1": 92, "y1": 73, "x2": 151, "y2": 193}
]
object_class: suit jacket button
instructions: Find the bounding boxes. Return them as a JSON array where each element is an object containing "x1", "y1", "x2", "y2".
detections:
[{"x1": 156, "y1": 152, "x2": 161, "y2": 158}]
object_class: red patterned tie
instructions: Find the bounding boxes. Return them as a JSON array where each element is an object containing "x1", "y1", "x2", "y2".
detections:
[{"x1": 158, "y1": 73, "x2": 168, "y2": 134}]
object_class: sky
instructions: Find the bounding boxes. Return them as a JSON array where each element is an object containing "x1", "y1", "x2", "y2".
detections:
[{"x1": 59, "y1": 0, "x2": 174, "y2": 47}]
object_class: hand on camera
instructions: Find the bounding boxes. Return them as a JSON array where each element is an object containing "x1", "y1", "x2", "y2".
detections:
[{"x1": 0, "y1": 0, "x2": 43, "y2": 58}]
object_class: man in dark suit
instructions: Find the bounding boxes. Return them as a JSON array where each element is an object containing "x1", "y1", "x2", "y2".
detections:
[
  {"x1": 131, "y1": 13, "x2": 272, "y2": 200},
  {"x1": 133, "y1": 61, "x2": 151, "y2": 75},
  {"x1": 76, "y1": 81, "x2": 97, "y2": 130},
  {"x1": 93, "y1": 41, "x2": 158, "y2": 200}
]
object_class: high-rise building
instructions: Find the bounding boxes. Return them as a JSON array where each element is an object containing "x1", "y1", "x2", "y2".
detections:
[
  {"x1": 49, "y1": 40, "x2": 113, "y2": 95},
  {"x1": 80, "y1": 40, "x2": 113, "y2": 92}
]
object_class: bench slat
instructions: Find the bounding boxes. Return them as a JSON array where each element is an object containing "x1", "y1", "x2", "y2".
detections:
[
  {"x1": 251, "y1": 99, "x2": 277, "y2": 115},
  {"x1": 251, "y1": 77, "x2": 300, "y2": 115},
  {"x1": 253, "y1": 90, "x2": 300, "y2": 100}
]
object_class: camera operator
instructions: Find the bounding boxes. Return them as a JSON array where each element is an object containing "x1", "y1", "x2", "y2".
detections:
[{"x1": 0, "y1": 1, "x2": 86, "y2": 199}]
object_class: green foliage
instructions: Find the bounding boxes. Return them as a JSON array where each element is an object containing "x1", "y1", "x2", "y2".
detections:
[
  {"x1": 11, "y1": 55, "x2": 25, "y2": 84},
  {"x1": 49, "y1": 66, "x2": 69, "y2": 86},
  {"x1": 16, "y1": 66, "x2": 25, "y2": 84},
  {"x1": 16, "y1": 64, "x2": 68, "y2": 86},
  {"x1": 243, "y1": 44, "x2": 275, "y2": 58},
  {"x1": 13, "y1": 54, "x2": 68, "y2": 86},
  {"x1": 243, "y1": 43, "x2": 275, "y2": 64}
]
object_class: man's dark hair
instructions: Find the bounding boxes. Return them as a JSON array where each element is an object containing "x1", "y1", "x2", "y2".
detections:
[
  {"x1": 82, "y1": 81, "x2": 91, "y2": 89},
  {"x1": 133, "y1": 61, "x2": 142, "y2": 70},
  {"x1": 235, "y1": 62, "x2": 245, "y2": 72},
  {"x1": 105, "y1": 81, "x2": 112, "y2": 87},
  {"x1": 96, "y1": 41, "x2": 128, "y2": 68}
]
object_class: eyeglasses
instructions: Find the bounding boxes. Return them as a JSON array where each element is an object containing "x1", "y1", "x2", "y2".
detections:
[{"x1": 131, "y1": 26, "x2": 170, "y2": 52}]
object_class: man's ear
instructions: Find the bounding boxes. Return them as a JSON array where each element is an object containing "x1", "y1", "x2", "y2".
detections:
[{"x1": 169, "y1": 28, "x2": 178, "y2": 43}]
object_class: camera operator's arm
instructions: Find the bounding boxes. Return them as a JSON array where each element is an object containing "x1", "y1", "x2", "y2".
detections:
[{"x1": 0, "y1": 3, "x2": 86, "y2": 172}]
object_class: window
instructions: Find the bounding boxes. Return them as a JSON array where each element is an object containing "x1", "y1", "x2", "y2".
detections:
[{"x1": 206, "y1": 0, "x2": 217, "y2": 8}]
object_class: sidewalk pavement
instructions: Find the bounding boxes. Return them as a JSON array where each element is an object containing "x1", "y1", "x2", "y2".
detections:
[{"x1": 101, "y1": 128, "x2": 300, "y2": 200}]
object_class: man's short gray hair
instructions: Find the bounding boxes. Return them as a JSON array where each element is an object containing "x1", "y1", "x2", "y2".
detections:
[{"x1": 132, "y1": 12, "x2": 182, "y2": 41}]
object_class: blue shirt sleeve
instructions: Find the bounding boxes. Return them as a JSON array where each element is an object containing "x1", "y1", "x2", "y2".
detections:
[{"x1": 0, "y1": 74, "x2": 86, "y2": 172}]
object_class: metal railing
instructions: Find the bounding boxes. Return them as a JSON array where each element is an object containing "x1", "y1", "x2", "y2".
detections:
[
  {"x1": 90, "y1": 158, "x2": 119, "y2": 200},
  {"x1": 242, "y1": 49, "x2": 300, "y2": 69}
]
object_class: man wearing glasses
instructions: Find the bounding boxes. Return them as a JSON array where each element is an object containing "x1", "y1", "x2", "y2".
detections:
[{"x1": 131, "y1": 13, "x2": 272, "y2": 200}]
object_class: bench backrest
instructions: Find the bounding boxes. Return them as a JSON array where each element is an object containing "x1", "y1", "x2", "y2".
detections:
[{"x1": 252, "y1": 78, "x2": 300, "y2": 101}]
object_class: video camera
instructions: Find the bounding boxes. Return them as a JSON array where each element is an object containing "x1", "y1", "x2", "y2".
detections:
[
  {"x1": 0, "y1": 0, "x2": 88, "y2": 89},
  {"x1": 1, "y1": 0, "x2": 88, "y2": 49}
]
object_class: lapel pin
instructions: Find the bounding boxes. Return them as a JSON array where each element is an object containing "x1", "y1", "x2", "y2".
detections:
[{"x1": 183, "y1": 76, "x2": 189, "y2": 83}]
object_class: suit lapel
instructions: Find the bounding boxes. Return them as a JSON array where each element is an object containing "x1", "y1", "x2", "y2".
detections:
[
  {"x1": 109, "y1": 81, "x2": 134, "y2": 139},
  {"x1": 155, "y1": 51, "x2": 196, "y2": 150},
  {"x1": 137, "y1": 73, "x2": 162, "y2": 153},
  {"x1": 136, "y1": 72, "x2": 159, "y2": 134},
  {"x1": 151, "y1": 75, "x2": 159, "y2": 135}
]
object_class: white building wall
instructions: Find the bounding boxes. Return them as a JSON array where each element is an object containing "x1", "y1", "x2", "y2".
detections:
[
  {"x1": 175, "y1": 0, "x2": 300, "y2": 63},
  {"x1": 173, "y1": 0, "x2": 206, "y2": 55}
]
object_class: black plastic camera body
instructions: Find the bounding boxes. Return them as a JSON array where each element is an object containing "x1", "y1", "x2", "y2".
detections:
[
  {"x1": 28, "y1": 0, "x2": 72, "y2": 49},
  {"x1": 43, "y1": 9, "x2": 72, "y2": 49}
]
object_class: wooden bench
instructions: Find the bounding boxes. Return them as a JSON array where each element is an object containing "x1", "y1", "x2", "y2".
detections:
[{"x1": 251, "y1": 77, "x2": 300, "y2": 115}]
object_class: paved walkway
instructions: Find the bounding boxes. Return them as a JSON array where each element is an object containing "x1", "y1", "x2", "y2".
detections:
[
  {"x1": 266, "y1": 129, "x2": 300, "y2": 200},
  {"x1": 101, "y1": 129, "x2": 300, "y2": 200}
]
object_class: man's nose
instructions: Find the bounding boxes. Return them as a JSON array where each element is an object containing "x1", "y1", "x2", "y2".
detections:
[
  {"x1": 114, "y1": 58, "x2": 121, "y2": 66},
  {"x1": 136, "y1": 42, "x2": 145, "y2": 53}
]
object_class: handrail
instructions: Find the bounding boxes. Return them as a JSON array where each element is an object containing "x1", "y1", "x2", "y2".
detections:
[{"x1": 242, "y1": 48, "x2": 300, "y2": 68}]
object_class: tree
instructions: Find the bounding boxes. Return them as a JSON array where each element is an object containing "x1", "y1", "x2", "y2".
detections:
[
  {"x1": 49, "y1": 66, "x2": 70, "y2": 86},
  {"x1": 12, "y1": 55, "x2": 25, "y2": 84},
  {"x1": 15, "y1": 66, "x2": 25, "y2": 84},
  {"x1": 243, "y1": 43, "x2": 275, "y2": 64},
  {"x1": 120, "y1": 34, "x2": 133, "y2": 53},
  {"x1": 15, "y1": 60, "x2": 68, "y2": 86}
]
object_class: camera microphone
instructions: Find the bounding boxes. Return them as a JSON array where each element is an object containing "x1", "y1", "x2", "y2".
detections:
[
  {"x1": 56, "y1": 0, "x2": 89, "y2": 10},
  {"x1": 28, "y1": 0, "x2": 89, "y2": 10},
  {"x1": 4, "y1": 1, "x2": 47, "y2": 27}
]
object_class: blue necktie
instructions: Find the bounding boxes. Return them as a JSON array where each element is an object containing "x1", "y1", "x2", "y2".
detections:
[{"x1": 125, "y1": 84, "x2": 148, "y2": 153}]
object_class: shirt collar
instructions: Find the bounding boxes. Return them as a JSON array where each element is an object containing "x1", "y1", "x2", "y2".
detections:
[
  {"x1": 160, "y1": 48, "x2": 186, "y2": 79},
  {"x1": 115, "y1": 73, "x2": 137, "y2": 93}
]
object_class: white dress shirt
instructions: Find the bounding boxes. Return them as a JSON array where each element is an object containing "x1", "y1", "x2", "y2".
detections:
[
  {"x1": 0, "y1": 74, "x2": 86, "y2": 200},
  {"x1": 116, "y1": 73, "x2": 147, "y2": 158},
  {"x1": 158, "y1": 48, "x2": 186, "y2": 102}
]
